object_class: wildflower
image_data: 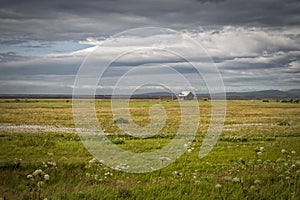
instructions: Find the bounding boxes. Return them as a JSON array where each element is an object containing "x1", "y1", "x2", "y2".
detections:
[
  {"x1": 285, "y1": 170, "x2": 290, "y2": 175},
  {"x1": 291, "y1": 150, "x2": 296, "y2": 154},
  {"x1": 259, "y1": 147, "x2": 265, "y2": 152},
  {"x1": 232, "y1": 177, "x2": 240, "y2": 183},
  {"x1": 187, "y1": 148, "x2": 193, "y2": 153},
  {"x1": 42, "y1": 161, "x2": 48, "y2": 168},
  {"x1": 285, "y1": 176, "x2": 290, "y2": 180},
  {"x1": 184, "y1": 143, "x2": 188, "y2": 148},
  {"x1": 253, "y1": 147, "x2": 260, "y2": 152},
  {"x1": 257, "y1": 159, "x2": 262, "y2": 163},
  {"x1": 257, "y1": 152, "x2": 262, "y2": 156},
  {"x1": 104, "y1": 172, "x2": 113, "y2": 176},
  {"x1": 215, "y1": 184, "x2": 222, "y2": 189},
  {"x1": 47, "y1": 161, "x2": 56, "y2": 167},
  {"x1": 44, "y1": 174, "x2": 50, "y2": 181},
  {"x1": 223, "y1": 176, "x2": 232, "y2": 181},
  {"x1": 27, "y1": 174, "x2": 33, "y2": 179},
  {"x1": 276, "y1": 158, "x2": 285, "y2": 162},
  {"x1": 254, "y1": 179, "x2": 261, "y2": 185},
  {"x1": 291, "y1": 164, "x2": 296, "y2": 169},
  {"x1": 89, "y1": 158, "x2": 98, "y2": 164},
  {"x1": 281, "y1": 149, "x2": 287, "y2": 154},
  {"x1": 33, "y1": 169, "x2": 43, "y2": 176},
  {"x1": 250, "y1": 185, "x2": 256, "y2": 190},
  {"x1": 284, "y1": 162, "x2": 289, "y2": 167},
  {"x1": 37, "y1": 181, "x2": 44, "y2": 188}
]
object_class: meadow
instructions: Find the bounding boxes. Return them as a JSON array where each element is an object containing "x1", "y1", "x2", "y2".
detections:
[{"x1": 0, "y1": 99, "x2": 299, "y2": 199}]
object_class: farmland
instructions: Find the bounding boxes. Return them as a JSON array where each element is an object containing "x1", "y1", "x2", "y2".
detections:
[{"x1": 0, "y1": 99, "x2": 299, "y2": 199}]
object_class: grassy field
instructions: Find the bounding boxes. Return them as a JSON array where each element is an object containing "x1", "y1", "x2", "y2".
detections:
[{"x1": 0, "y1": 99, "x2": 299, "y2": 199}]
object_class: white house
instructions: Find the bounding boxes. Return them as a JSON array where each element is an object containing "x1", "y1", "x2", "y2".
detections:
[{"x1": 178, "y1": 91, "x2": 194, "y2": 100}]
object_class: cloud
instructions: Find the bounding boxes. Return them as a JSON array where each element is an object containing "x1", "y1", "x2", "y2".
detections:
[
  {"x1": 0, "y1": 0, "x2": 300, "y2": 93},
  {"x1": 0, "y1": 0, "x2": 299, "y2": 41},
  {"x1": 0, "y1": 52, "x2": 26, "y2": 62}
]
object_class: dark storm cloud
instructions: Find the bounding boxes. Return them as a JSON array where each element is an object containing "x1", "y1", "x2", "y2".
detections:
[
  {"x1": 0, "y1": 38, "x2": 26, "y2": 45},
  {"x1": 0, "y1": 0, "x2": 300, "y2": 41},
  {"x1": 0, "y1": 52, "x2": 26, "y2": 62}
]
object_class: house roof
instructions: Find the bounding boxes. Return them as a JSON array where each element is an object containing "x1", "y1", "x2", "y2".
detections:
[{"x1": 179, "y1": 91, "x2": 193, "y2": 97}]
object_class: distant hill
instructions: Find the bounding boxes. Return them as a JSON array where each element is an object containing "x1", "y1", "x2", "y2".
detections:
[
  {"x1": 225, "y1": 89, "x2": 300, "y2": 99},
  {"x1": 196, "y1": 89, "x2": 300, "y2": 99},
  {"x1": 0, "y1": 89, "x2": 299, "y2": 99}
]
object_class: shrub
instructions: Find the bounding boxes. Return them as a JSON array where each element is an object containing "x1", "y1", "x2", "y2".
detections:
[{"x1": 114, "y1": 118, "x2": 129, "y2": 124}]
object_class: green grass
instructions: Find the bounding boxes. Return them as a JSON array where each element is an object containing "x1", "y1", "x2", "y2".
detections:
[{"x1": 0, "y1": 99, "x2": 299, "y2": 199}]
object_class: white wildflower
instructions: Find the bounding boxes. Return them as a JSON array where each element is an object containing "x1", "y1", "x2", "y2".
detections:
[
  {"x1": 284, "y1": 162, "x2": 289, "y2": 167},
  {"x1": 224, "y1": 176, "x2": 232, "y2": 181},
  {"x1": 291, "y1": 164, "x2": 296, "y2": 169},
  {"x1": 187, "y1": 148, "x2": 193, "y2": 153},
  {"x1": 89, "y1": 158, "x2": 97, "y2": 164},
  {"x1": 42, "y1": 161, "x2": 48, "y2": 168},
  {"x1": 291, "y1": 150, "x2": 296, "y2": 154},
  {"x1": 215, "y1": 184, "x2": 222, "y2": 189},
  {"x1": 276, "y1": 158, "x2": 285, "y2": 162},
  {"x1": 281, "y1": 149, "x2": 287, "y2": 154},
  {"x1": 27, "y1": 174, "x2": 33, "y2": 179},
  {"x1": 232, "y1": 177, "x2": 240, "y2": 183},
  {"x1": 259, "y1": 147, "x2": 265, "y2": 152},
  {"x1": 250, "y1": 185, "x2": 256, "y2": 190},
  {"x1": 44, "y1": 174, "x2": 50, "y2": 181},
  {"x1": 33, "y1": 169, "x2": 43, "y2": 176},
  {"x1": 37, "y1": 181, "x2": 44, "y2": 188},
  {"x1": 254, "y1": 179, "x2": 261, "y2": 185},
  {"x1": 172, "y1": 171, "x2": 180, "y2": 178},
  {"x1": 257, "y1": 152, "x2": 262, "y2": 156},
  {"x1": 285, "y1": 170, "x2": 290, "y2": 175}
]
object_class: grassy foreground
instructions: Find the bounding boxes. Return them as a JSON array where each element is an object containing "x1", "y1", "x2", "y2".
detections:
[{"x1": 0, "y1": 99, "x2": 299, "y2": 199}]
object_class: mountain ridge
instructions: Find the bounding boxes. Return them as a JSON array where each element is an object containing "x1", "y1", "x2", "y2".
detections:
[{"x1": 0, "y1": 89, "x2": 299, "y2": 99}]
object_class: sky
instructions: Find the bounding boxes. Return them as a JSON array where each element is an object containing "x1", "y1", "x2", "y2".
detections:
[{"x1": 0, "y1": 0, "x2": 300, "y2": 94}]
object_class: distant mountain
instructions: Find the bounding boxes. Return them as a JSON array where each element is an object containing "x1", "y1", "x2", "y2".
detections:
[
  {"x1": 0, "y1": 89, "x2": 299, "y2": 99},
  {"x1": 134, "y1": 89, "x2": 300, "y2": 99},
  {"x1": 198, "y1": 89, "x2": 300, "y2": 99},
  {"x1": 286, "y1": 89, "x2": 300, "y2": 96}
]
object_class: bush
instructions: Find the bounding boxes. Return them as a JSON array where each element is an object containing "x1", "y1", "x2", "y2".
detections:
[
  {"x1": 277, "y1": 120, "x2": 290, "y2": 126},
  {"x1": 114, "y1": 118, "x2": 129, "y2": 124}
]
